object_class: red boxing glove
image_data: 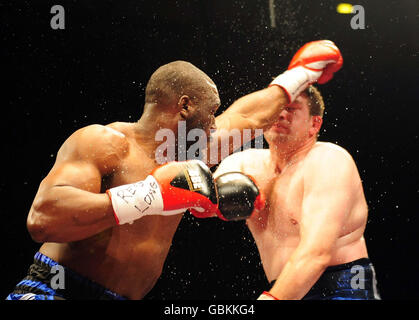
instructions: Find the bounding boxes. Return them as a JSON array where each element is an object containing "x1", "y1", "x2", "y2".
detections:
[
  {"x1": 270, "y1": 40, "x2": 343, "y2": 102},
  {"x1": 288, "y1": 40, "x2": 344, "y2": 84}
]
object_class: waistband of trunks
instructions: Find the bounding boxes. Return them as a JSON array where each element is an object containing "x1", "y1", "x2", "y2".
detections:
[
  {"x1": 268, "y1": 257, "x2": 380, "y2": 300},
  {"x1": 321, "y1": 257, "x2": 372, "y2": 273},
  {"x1": 270, "y1": 257, "x2": 372, "y2": 286},
  {"x1": 24, "y1": 252, "x2": 127, "y2": 300}
]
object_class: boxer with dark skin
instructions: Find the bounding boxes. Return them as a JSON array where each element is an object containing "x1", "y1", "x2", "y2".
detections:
[
  {"x1": 8, "y1": 41, "x2": 342, "y2": 300},
  {"x1": 22, "y1": 61, "x2": 288, "y2": 300}
]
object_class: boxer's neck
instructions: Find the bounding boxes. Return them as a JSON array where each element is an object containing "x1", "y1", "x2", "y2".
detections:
[
  {"x1": 134, "y1": 109, "x2": 179, "y2": 160},
  {"x1": 269, "y1": 138, "x2": 316, "y2": 172}
]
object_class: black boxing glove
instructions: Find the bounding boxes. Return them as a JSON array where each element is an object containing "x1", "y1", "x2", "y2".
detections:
[
  {"x1": 191, "y1": 172, "x2": 265, "y2": 221},
  {"x1": 215, "y1": 172, "x2": 265, "y2": 221}
]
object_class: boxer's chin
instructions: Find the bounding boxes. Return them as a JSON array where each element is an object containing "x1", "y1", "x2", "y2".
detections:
[
  {"x1": 268, "y1": 124, "x2": 285, "y2": 135},
  {"x1": 265, "y1": 129, "x2": 290, "y2": 145}
]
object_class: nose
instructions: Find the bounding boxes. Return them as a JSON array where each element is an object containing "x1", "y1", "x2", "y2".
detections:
[{"x1": 278, "y1": 109, "x2": 287, "y2": 121}]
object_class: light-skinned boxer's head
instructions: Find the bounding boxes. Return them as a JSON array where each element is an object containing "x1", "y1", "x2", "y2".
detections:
[
  {"x1": 144, "y1": 61, "x2": 220, "y2": 137},
  {"x1": 264, "y1": 85, "x2": 324, "y2": 147}
]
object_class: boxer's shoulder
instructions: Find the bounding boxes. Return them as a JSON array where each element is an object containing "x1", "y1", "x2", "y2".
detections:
[
  {"x1": 81, "y1": 124, "x2": 128, "y2": 147},
  {"x1": 241, "y1": 148, "x2": 270, "y2": 162},
  {"x1": 71, "y1": 123, "x2": 127, "y2": 139},
  {"x1": 216, "y1": 148, "x2": 266, "y2": 176},
  {"x1": 59, "y1": 124, "x2": 129, "y2": 163},
  {"x1": 305, "y1": 142, "x2": 356, "y2": 170},
  {"x1": 242, "y1": 147, "x2": 269, "y2": 156},
  {"x1": 226, "y1": 148, "x2": 268, "y2": 166},
  {"x1": 311, "y1": 142, "x2": 353, "y2": 159}
]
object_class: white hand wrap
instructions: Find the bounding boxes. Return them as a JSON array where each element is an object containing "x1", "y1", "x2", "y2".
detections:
[
  {"x1": 107, "y1": 175, "x2": 165, "y2": 225},
  {"x1": 270, "y1": 66, "x2": 321, "y2": 103}
]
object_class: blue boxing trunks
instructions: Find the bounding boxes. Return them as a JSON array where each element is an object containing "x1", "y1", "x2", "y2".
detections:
[
  {"x1": 6, "y1": 252, "x2": 127, "y2": 300},
  {"x1": 270, "y1": 258, "x2": 381, "y2": 300}
]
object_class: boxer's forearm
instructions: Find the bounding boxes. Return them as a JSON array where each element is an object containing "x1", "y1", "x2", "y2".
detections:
[
  {"x1": 208, "y1": 86, "x2": 287, "y2": 165},
  {"x1": 270, "y1": 250, "x2": 330, "y2": 300},
  {"x1": 27, "y1": 186, "x2": 116, "y2": 243},
  {"x1": 216, "y1": 85, "x2": 288, "y2": 132}
]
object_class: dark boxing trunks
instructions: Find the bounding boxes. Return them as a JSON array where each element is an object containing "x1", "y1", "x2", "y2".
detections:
[
  {"x1": 270, "y1": 258, "x2": 381, "y2": 300},
  {"x1": 6, "y1": 252, "x2": 127, "y2": 300}
]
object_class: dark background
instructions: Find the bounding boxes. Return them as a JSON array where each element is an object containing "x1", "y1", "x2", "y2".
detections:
[{"x1": 1, "y1": 0, "x2": 418, "y2": 300}]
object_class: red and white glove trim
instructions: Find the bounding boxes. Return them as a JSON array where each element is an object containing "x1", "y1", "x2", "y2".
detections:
[
  {"x1": 106, "y1": 175, "x2": 165, "y2": 225},
  {"x1": 257, "y1": 291, "x2": 279, "y2": 300},
  {"x1": 269, "y1": 66, "x2": 321, "y2": 103}
]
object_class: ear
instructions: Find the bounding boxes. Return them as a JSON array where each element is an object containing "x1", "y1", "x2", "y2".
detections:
[
  {"x1": 309, "y1": 116, "x2": 323, "y2": 137},
  {"x1": 178, "y1": 95, "x2": 192, "y2": 119}
]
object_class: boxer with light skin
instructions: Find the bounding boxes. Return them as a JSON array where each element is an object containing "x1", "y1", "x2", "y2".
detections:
[
  {"x1": 213, "y1": 86, "x2": 381, "y2": 300},
  {"x1": 7, "y1": 41, "x2": 343, "y2": 300}
]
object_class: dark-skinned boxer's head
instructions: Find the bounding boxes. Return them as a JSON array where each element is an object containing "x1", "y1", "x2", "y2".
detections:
[{"x1": 144, "y1": 61, "x2": 220, "y2": 138}]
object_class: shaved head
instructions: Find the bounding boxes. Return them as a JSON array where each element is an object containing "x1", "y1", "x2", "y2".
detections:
[{"x1": 145, "y1": 61, "x2": 219, "y2": 108}]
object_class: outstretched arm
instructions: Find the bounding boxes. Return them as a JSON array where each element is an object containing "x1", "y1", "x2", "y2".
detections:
[
  {"x1": 28, "y1": 125, "x2": 224, "y2": 242},
  {"x1": 210, "y1": 40, "x2": 343, "y2": 165}
]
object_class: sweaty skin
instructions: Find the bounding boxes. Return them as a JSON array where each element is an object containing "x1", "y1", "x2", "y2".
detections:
[
  {"x1": 215, "y1": 144, "x2": 369, "y2": 299},
  {"x1": 214, "y1": 95, "x2": 369, "y2": 300},
  {"x1": 26, "y1": 85, "x2": 288, "y2": 300}
]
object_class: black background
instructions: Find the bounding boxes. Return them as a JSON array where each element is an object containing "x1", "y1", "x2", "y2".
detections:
[{"x1": 1, "y1": 0, "x2": 418, "y2": 300}]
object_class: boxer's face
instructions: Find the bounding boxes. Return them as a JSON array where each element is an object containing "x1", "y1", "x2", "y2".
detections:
[
  {"x1": 184, "y1": 90, "x2": 220, "y2": 138},
  {"x1": 265, "y1": 95, "x2": 321, "y2": 146}
]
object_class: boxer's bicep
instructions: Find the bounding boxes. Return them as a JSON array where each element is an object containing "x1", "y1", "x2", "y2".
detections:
[
  {"x1": 28, "y1": 126, "x2": 127, "y2": 241},
  {"x1": 30, "y1": 159, "x2": 105, "y2": 222},
  {"x1": 299, "y1": 149, "x2": 355, "y2": 255},
  {"x1": 40, "y1": 160, "x2": 103, "y2": 194}
]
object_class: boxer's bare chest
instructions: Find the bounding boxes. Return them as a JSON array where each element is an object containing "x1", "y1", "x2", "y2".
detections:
[
  {"x1": 246, "y1": 154, "x2": 305, "y2": 239},
  {"x1": 104, "y1": 126, "x2": 183, "y2": 243}
]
